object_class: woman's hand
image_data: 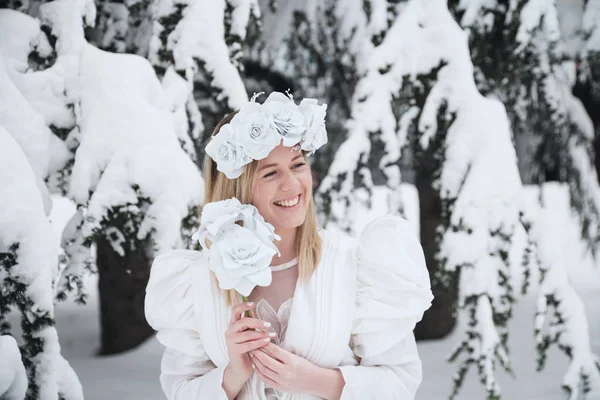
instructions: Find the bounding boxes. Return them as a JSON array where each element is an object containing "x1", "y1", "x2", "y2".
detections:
[
  {"x1": 222, "y1": 302, "x2": 276, "y2": 399},
  {"x1": 250, "y1": 343, "x2": 345, "y2": 399}
]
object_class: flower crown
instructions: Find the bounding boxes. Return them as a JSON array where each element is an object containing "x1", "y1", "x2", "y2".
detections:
[{"x1": 205, "y1": 91, "x2": 328, "y2": 179}]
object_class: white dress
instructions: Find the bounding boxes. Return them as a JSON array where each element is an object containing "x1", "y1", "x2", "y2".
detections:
[{"x1": 145, "y1": 215, "x2": 434, "y2": 400}]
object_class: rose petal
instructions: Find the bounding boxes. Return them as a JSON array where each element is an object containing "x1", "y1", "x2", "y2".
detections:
[
  {"x1": 235, "y1": 279, "x2": 256, "y2": 297},
  {"x1": 249, "y1": 264, "x2": 273, "y2": 287}
]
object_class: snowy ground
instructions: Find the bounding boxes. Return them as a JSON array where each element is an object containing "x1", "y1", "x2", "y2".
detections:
[{"x1": 45, "y1": 197, "x2": 600, "y2": 400}]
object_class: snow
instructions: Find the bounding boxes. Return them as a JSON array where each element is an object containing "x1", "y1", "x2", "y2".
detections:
[
  {"x1": 331, "y1": 183, "x2": 420, "y2": 237},
  {"x1": 0, "y1": 336, "x2": 27, "y2": 400},
  {"x1": 521, "y1": 183, "x2": 600, "y2": 398},
  {"x1": 227, "y1": 0, "x2": 261, "y2": 41},
  {"x1": 0, "y1": 54, "x2": 63, "y2": 182},
  {"x1": 556, "y1": 0, "x2": 586, "y2": 60},
  {"x1": 516, "y1": 0, "x2": 560, "y2": 53},
  {"x1": 68, "y1": 44, "x2": 181, "y2": 204},
  {"x1": 84, "y1": 144, "x2": 204, "y2": 255},
  {"x1": 38, "y1": 0, "x2": 96, "y2": 55},
  {"x1": 0, "y1": 9, "x2": 52, "y2": 69},
  {"x1": 161, "y1": 67, "x2": 201, "y2": 156},
  {"x1": 0, "y1": 127, "x2": 83, "y2": 400},
  {"x1": 149, "y1": 0, "x2": 249, "y2": 110},
  {"x1": 582, "y1": 0, "x2": 600, "y2": 55},
  {"x1": 31, "y1": 188, "x2": 599, "y2": 400},
  {"x1": 457, "y1": 0, "x2": 496, "y2": 30}
]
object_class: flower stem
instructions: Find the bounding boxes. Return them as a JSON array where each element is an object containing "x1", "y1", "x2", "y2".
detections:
[{"x1": 241, "y1": 295, "x2": 252, "y2": 318}]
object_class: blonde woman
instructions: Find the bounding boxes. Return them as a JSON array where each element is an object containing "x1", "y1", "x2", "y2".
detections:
[{"x1": 145, "y1": 92, "x2": 434, "y2": 400}]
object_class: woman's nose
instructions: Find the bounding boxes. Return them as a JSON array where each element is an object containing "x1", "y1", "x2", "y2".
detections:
[{"x1": 280, "y1": 170, "x2": 301, "y2": 192}]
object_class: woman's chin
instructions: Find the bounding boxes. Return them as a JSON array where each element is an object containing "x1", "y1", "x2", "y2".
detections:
[{"x1": 272, "y1": 210, "x2": 308, "y2": 232}]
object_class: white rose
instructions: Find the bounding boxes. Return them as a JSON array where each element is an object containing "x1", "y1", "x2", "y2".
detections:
[
  {"x1": 298, "y1": 98, "x2": 328, "y2": 153},
  {"x1": 263, "y1": 92, "x2": 305, "y2": 146},
  {"x1": 239, "y1": 204, "x2": 281, "y2": 244},
  {"x1": 205, "y1": 124, "x2": 252, "y2": 179},
  {"x1": 209, "y1": 225, "x2": 276, "y2": 296},
  {"x1": 231, "y1": 102, "x2": 281, "y2": 159},
  {"x1": 193, "y1": 198, "x2": 243, "y2": 247}
]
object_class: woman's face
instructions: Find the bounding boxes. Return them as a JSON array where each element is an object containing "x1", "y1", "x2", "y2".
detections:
[{"x1": 250, "y1": 144, "x2": 313, "y2": 236}]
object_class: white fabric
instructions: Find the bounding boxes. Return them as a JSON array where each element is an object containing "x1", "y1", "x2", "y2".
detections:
[
  {"x1": 249, "y1": 263, "x2": 298, "y2": 316},
  {"x1": 254, "y1": 298, "x2": 293, "y2": 346},
  {"x1": 145, "y1": 215, "x2": 434, "y2": 400}
]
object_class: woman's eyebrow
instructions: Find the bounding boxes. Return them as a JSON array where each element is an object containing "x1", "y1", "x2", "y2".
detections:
[
  {"x1": 259, "y1": 163, "x2": 277, "y2": 171},
  {"x1": 259, "y1": 155, "x2": 303, "y2": 171}
]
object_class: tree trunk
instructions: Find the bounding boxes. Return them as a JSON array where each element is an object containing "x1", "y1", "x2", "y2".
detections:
[
  {"x1": 96, "y1": 237, "x2": 154, "y2": 355},
  {"x1": 413, "y1": 176, "x2": 457, "y2": 340},
  {"x1": 573, "y1": 78, "x2": 600, "y2": 181}
]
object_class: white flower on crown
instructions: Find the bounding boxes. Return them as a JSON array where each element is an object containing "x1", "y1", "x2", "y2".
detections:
[
  {"x1": 193, "y1": 198, "x2": 280, "y2": 297},
  {"x1": 205, "y1": 124, "x2": 252, "y2": 179},
  {"x1": 231, "y1": 102, "x2": 280, "y2": 159},
  {"x1": 262, "y1": 92, "x2": 306, "y2": 146},
  {"x1": 298, "y1": 98, "x2": 328, "y2": 153},
  {"x1": 204, "y1": 91, "x2": 328, "y2": 179}
]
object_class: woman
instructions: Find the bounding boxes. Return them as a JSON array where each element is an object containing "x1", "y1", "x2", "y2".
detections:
[{"x1": 145, "y1": 92, "x2": 434, "y2": 400}]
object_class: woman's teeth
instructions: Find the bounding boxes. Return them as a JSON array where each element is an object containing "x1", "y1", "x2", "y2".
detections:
[{"x1": 275, "y1": 196, "x2": 299, "y2": 207}]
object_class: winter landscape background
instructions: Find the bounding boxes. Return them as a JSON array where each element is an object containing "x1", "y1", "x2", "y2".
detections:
[{"x1": 1, "y1": 0, "x2": 600, "y2": 399}]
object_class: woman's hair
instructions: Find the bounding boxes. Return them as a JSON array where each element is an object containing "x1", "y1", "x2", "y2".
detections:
[{"x1": 203, "y1": 112, "x2": 323, "y2": 306}]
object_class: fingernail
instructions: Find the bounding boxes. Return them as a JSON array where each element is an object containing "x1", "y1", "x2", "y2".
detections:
[
  {"x1": 264, "y1": 337, "x2": 271, "y2": 342},
  {"x1": 269, "y1": 332, "x2": 277, "y2": 337},
  {"x1": 264, "y1": 322, "x2": 271, "y2": 327},
  {"x1": 247, "y1": 302, "x2": 254, "y2": 306}
]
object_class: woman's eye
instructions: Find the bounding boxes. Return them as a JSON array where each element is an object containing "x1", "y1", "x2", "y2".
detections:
[
  {"x1": 293, "y1": 162, "x2": 306, "y2": 169},
  {"x1": 263, "y1": 171, "x2": 276, "y2": 178}
]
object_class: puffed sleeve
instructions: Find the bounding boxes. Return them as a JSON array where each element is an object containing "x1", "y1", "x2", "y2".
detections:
[
  {"x1": 338, "y1": 215, "x2": 434, "y2": 399},
  {"x1": 145, "y1": 249, "x2": 228, "y2": 400}
]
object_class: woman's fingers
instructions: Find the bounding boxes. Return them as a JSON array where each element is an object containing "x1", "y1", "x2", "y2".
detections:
[
  {"x1": 252, "y1": 348, "x2": 284, "y2": 372},
  {"x1": 237, "y1": 337, "x2": 273, "y2": 353},
  {"x1": 230, "y1": 317, "x2": 272, "y2": 333},
  {"x1": 230, "y1": 302, "x2": 255, "y2": 323},
  {"x1": 252, "y1": 356, "x2": 281, "y2": 390},
  {"x1": 251, "y1": 350, "x2": 280, "y2": 380},
  {"x1": 234, "y1": 330, "x2": 276, "y2": 344}
]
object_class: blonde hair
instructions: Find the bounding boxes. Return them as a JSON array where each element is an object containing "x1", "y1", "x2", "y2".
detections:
[{"x1": 203, "y1": 112, "x2": 323, "y2": 306}]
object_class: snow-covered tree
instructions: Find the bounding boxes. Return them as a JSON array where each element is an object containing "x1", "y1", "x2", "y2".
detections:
[
  {"x1": 1, "y1": 0, "x2": 205, "y2": 355},
  {"x1": 558, "y1": 0, "x2": 600, "y2": 180},
  {"x1": 449, "y1": 0, "x2": 600, "y2": 258},
  {"x1": 0, "y1": 126, "x2": 83, "y2": 400},
  {"x1": 521, "y1": 183, "x2": 600, "y2": 399},
  {"x1": 254, "y1": 0, "x2": 360, "y2": 183},
  {"x1": 149, "y1": 0, "x2": 261, "y2": 162},
  {"x1": 87, "y1": 0, "x2": 153, "y2": 55},
  {"x1": 315, "y1": 0, "x2": 600, "y2": 398}
]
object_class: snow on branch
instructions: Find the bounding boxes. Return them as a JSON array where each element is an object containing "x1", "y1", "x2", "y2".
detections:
[
  {"x1": 315, "y1": 0, "x2": 416, "y2": 234},
  {"x1": 582, "y1": 0, "x2": 600, "y2": 81},
  {"x1": 18, "y1": 0, "x2": 206, "y2": 286},
  {"x1": 521, "y1": 184, "x2": 600, "y2": 399},
  {"x1": 0, "y1": 126, "x2": 83, "y2": 400},
  {"x1": 149, "y1": 0, "x2": 252, "y2": 111},
  {"x1": 83, "y1": 144, "x2": 204, "y2": 256},
  {"x1": 544, "y1": 64, "x2": 600, "y2": 258},
  {"x1": 0, "y1": 336, "x2": 27, "y2": 400}
]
